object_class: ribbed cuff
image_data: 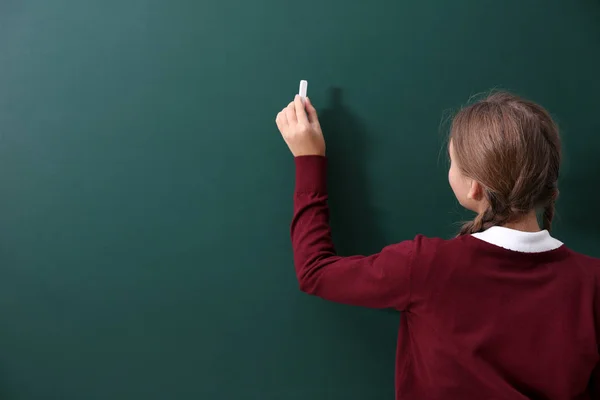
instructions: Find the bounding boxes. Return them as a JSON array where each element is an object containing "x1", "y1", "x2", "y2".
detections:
[{"x1": 294, "y1": 155, "x2": 327, "y2": 193}]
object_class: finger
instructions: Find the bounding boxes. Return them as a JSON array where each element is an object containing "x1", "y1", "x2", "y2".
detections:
[
  {"x1": 294, "y1": 95, "x2": 309, "y2": 124},
  {"x1": 285, "y1": 101, "x2": 297, "y2": 124},
  {"x1": 275, "y1": 110, "x2": 288, "y2": 131},
  {"x1": 275, "y1": 112, "x2": 283, "y2": 131},
  {"x1": 305, "y1": 97, "x2": 319, "y2": 124}
]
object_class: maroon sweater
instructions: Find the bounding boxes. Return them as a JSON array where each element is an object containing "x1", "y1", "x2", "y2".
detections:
[{"x1": 291, "y1": 155, "x2": 600, "y2": 400}]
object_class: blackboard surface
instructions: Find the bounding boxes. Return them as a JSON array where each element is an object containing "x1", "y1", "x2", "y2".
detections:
[{"x1": 0, "y1": 1, "x2": 599, "y2": 398}]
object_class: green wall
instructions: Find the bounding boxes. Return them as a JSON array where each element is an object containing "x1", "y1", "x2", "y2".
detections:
[{"x1": 0, "y1": 0, "x2": 598, "y2": 398}]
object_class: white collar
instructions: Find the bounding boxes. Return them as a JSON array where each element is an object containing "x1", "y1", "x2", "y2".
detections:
[{"x1": 472, "y1": 226, "x2": 563, "y2": 253}]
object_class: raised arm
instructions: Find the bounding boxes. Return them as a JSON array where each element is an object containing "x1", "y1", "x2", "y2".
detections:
[{"x1": 276, "y1": 96, "x2": 415, "y2": 310}]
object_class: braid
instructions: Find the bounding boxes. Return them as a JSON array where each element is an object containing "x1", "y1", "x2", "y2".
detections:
[
  {"x1": 458, "y1": 222, "x2": 475, "y2": 236},
  {"x1": 458, "y1": 210, "x2": 487, "y2": 236},
  {"x1": 543, "y1": 202, "x2": 555, "y2": 231},
  {"x1": 458, "y1": 190, "x2": 512, "y2": 236},
  {"x1": 542, "y1": 187, "x2": 559, "y2": 232}
]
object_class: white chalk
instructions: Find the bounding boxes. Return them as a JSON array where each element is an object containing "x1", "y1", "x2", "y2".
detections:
[{"x1": 298, "y1": 80, "x2": 308, "y2": 102}]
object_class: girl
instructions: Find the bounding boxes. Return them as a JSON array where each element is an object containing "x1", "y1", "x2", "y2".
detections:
[{"x1": 275, "y1": 92, "x2": 600, "y2": 399}]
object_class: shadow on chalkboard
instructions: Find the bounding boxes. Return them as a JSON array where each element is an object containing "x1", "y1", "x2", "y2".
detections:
[
  {"x1": 318, "y1": 88, "x2": 397, "y2": 317},
  {"x1": 318, "y1": 87, "x2": 385, "y2": 258}
]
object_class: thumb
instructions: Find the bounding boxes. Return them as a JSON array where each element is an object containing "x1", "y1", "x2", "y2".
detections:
[{"x1": 305, "y1": 97, "x2": 319, "y2": 124}]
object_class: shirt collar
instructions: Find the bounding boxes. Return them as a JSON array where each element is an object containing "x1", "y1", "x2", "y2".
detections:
[{"x1": 472, "y1": 226, "x2": 563, "y2": 253}]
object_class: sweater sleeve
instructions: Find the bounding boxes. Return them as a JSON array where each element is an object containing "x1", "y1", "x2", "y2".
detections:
[{"x1": 290, "y1": 155, "x2": 415, "y2": 310}]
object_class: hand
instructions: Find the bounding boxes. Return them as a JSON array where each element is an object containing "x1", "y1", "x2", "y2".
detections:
[{"x1": 275, "y1": 95, "x2": 325, "y2": 157}]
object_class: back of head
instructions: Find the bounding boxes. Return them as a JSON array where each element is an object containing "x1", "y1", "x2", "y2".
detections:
[{"x1": 450, "y1": 91, "x2": 561, "y2": 235}]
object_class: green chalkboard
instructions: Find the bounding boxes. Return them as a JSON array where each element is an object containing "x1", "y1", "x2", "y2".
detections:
[{"x1": 0, "y1": 0, "x2": 599, "y2": 399}]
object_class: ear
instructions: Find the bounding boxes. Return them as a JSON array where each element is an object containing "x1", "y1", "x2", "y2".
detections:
[{"x1": 467, "y1": 180, "x2": 485, "y2": 201}]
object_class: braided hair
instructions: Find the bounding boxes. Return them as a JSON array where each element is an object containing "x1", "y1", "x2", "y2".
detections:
[{"x1": 452, "y1": 91, "x2": 561, "y2": 236}]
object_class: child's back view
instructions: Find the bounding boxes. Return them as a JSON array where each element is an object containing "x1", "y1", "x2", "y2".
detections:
[{"x1": 275, "y1": 91, "x2": 600, "y2": 399}]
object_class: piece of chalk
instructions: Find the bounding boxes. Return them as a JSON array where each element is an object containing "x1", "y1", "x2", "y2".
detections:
[{"x1": 298, "y1": 80, "x2": 308, "y2": 102}]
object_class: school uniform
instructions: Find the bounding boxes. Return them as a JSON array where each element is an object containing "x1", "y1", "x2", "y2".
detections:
[{"x1": 291, "y1": 155, "x2": 600, "y2": 400}]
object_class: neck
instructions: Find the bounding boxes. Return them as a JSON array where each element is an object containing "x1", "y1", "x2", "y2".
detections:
[{"x1": 501, "y1": 211, "x2": 541, "y2": 232}]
